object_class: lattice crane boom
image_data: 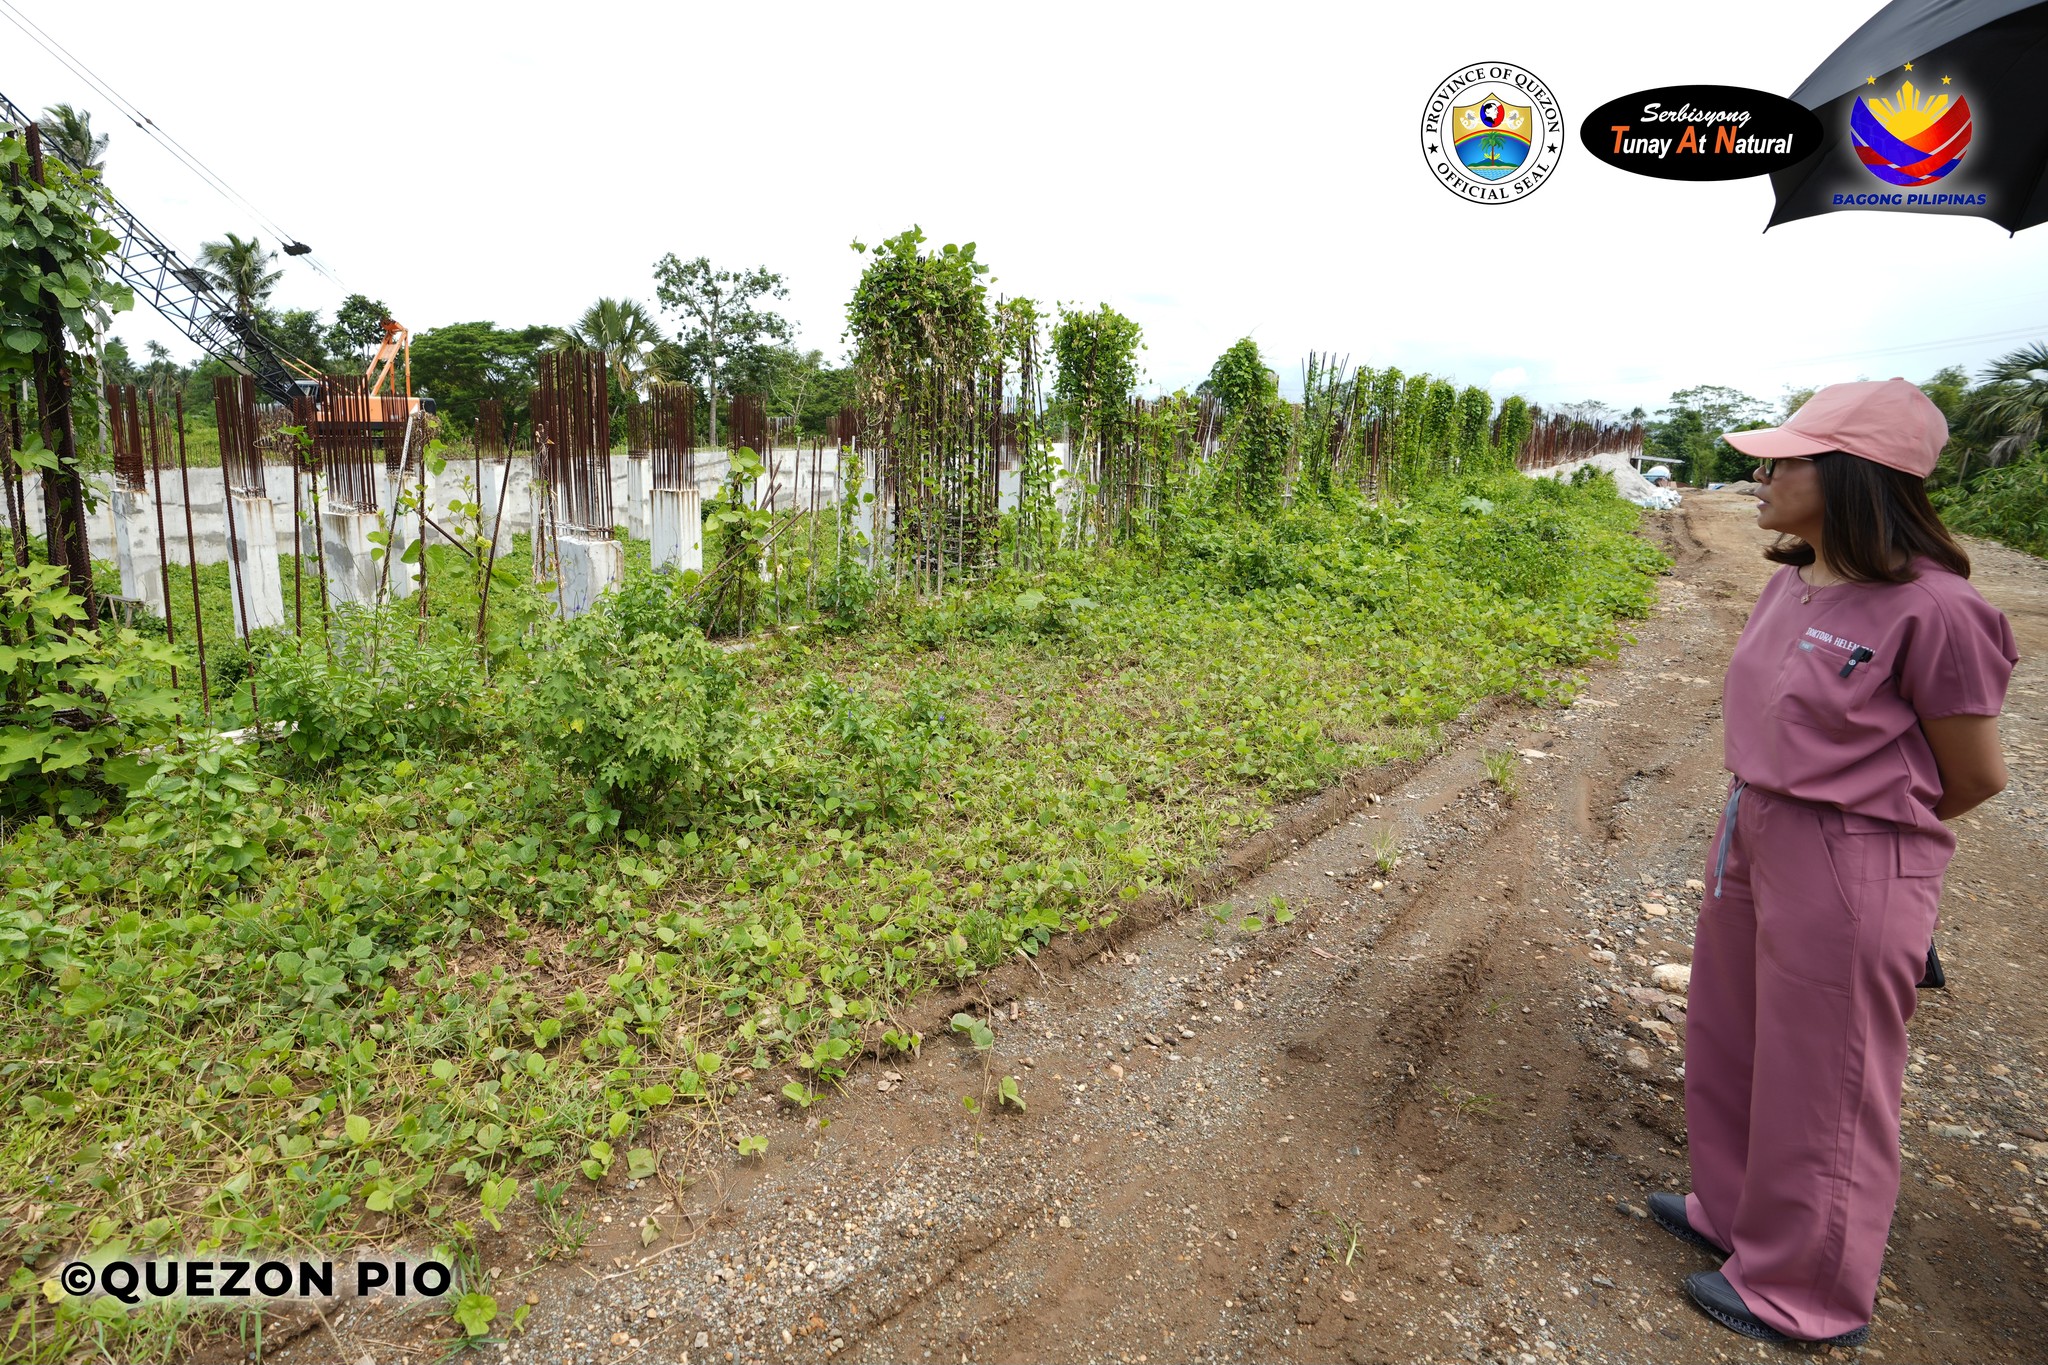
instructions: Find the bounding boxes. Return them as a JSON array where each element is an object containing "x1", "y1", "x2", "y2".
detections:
[{"x1": 2, "y1": 86, "x2": 308, "y2": 408}]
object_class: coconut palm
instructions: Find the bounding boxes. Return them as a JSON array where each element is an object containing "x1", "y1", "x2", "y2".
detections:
[
  {"x1": 1966, "y1": 341, "x2": 2048, "y2": 470},
  {"x1": 571, "y1": 297, "x2": 661, "y2": 395},
  {"x1": 197, "y1": 233, "x2": 283, "y2": 320},
  {"x1": 38, "y1": 103, "x2": 106, "y2": 172}
]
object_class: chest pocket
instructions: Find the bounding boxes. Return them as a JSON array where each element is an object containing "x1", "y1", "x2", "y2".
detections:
[{"x1": 1765, "y1": 636, "x2": 1888, "y2": 740}]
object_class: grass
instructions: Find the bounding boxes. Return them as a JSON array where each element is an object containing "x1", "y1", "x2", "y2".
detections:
[
  {"x1": 1, "y1": 472, "x2": 1663, "y2": 1357},
  {"x1": 1481, "y1": 748, "x2": 1521, "y2": 801},
  {"x1": 1369, "y1": 826, "x2": 1402, "y2": 875}
]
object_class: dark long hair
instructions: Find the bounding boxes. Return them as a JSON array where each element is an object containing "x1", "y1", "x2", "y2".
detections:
[{"x1": 1763, "y1": 451, "x2": 1971, "y2": 582}]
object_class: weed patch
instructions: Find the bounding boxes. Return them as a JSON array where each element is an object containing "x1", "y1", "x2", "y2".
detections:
[{"x1": 0, "y1": 473, "x2": 1660, "y2": 1355}]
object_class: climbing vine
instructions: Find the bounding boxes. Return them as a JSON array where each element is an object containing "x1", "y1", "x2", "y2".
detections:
[
  {"x1": 845, "y1": 227, "x2": 1000, "y2": 594},
  {"x1": 1050, "y1": 303, "x2": 1144, "y2": 545}
]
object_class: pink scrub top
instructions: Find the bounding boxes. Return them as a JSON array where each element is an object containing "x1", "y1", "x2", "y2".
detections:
[{"x1": 1723, "y1": 557, "x2": 2018, "y2": 870}]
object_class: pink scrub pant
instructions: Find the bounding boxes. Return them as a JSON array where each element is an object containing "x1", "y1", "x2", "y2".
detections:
[{"x1": 1683, "y1": 779, "x2": 1946, "y2": 1341}]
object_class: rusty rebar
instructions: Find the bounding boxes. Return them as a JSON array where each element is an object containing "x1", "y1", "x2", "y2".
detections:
[
  {"x1": 173, "y1": 394, "x2": 210, "y2": 719},
  {"x1": 648, "y1": 382, "x2": 697, "y2": 492},
  {"x1": 533, "y1": 350, "x2": 613, "y2": 535},
  {"x1": 143, "y1": 394, "x2": 179, "y2": 697}
]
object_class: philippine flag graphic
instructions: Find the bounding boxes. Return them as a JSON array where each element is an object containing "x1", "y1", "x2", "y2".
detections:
[{"x1": 1851, "y1": 80, "x2": 1973, "y2": 187}]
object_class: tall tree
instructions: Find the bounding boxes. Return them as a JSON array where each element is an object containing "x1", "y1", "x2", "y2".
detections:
[
  {"x1": 721, "y1": 344, "x2": 855, "y2": 436},
  {"x1": 1648, "y1": 384, "x2": 1769, "y2": 483},
  {"x1": 570, "y1": 297, "x2": 661, "y2": 396},
  {"x1": 328, "y1": 293, "x2": 392, "y2": 366},
  {"x1": 196, "y1": 233, "x2": 283, "y2": 342},
  {"x1": 410, "y1": 321, "x2": 565, "y2": 430},
  {"x1": 261, "y1": 306, "x2": 331, "y2": 372},
  {"x1": 1556, "y1": 398, "x2": 1619, "y2": 425},
  {"x1": 651, "y1": 255, "x2": 791, "y2": 445},
  {"x1": 37, "y1": 104, "x2": 106, "y2": 173},
  {"x1": 140, "y1": 340, "x2": 185, "y2": 409}
]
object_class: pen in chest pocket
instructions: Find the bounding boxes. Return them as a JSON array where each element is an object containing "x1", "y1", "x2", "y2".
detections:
[{"x1": 1838, "y1": 646, "x2": 1875, "y2": 679}]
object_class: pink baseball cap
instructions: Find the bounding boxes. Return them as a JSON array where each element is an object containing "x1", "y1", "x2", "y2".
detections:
[{"x1": 1721, "y1": 378, "x2": 1948, "y2": 478}]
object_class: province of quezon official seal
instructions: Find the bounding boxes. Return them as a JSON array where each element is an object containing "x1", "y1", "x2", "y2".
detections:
[{"x1": 1422, "y1": 62, "x2": 1564, "y2": 203}]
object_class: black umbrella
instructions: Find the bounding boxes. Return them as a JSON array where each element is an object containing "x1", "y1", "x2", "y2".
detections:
[{"x1": 1767, "y1": 0, "x2": 2048, "y2": 234}]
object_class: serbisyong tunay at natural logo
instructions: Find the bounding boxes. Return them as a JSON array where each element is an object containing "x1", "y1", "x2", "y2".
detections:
[{"x1": 1421, "y1": 62, "x2": 1563, "y2": 204}]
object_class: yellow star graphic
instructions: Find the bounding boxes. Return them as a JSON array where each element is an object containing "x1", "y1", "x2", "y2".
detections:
[
  {"x1": 1866, "y1": 75, "x2": 1877, "y2": 84},
  {"x1": 1904, "y1": 62, "x2": 1914, "y2": 71},
  {"x1": 1942, "y1": 75, "x2": 1952, "y2": 84}
]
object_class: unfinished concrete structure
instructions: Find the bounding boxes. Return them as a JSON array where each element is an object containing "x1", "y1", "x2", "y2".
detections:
[
  {"x1": 104, "y1": 384, "x2": 168, "y2": 619},
  {"x1": 533, "y1": 350, "x2": 622, "y2": 617},
  {"x1": 214, "y1": 376, "x2": 286, "y2": 634},
  {"x1": 647, "y1": 382, "x2": 701, "y2": 575}
]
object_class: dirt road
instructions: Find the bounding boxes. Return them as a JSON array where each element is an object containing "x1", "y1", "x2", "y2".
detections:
[{"x1": 275, "y1": 491, "x2": 2047, "y2": 1364}]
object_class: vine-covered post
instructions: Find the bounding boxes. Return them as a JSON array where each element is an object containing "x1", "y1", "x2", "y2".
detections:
[
  {"x1": 996, "y1": 298, "x2": 1056, "y2": 572},
  {"x1": 5, "y1": 121, "x2": 131, "y2": 617},
  {"x1": 1206, "y1": 337, "x2": 1287, "y2": 511},
  {"x1": 1050, "y1": 304, "x2": 1144, "y2": 548},
  {"x1": 846, "y1": 228, "x2": 1001, "y2": 597}
]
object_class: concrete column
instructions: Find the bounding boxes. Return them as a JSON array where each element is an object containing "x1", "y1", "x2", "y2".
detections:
[
  {"x1": 530, "y1": 484, "x2": 550, "y2": 582},
  {"x1": 321, "y1": 506, "x2": 383, "y2": 608},
  {"x1": 480, "y1": 461, "x2": 510, "y2": 547},
  {"x1": 112, "y1": 485, "x2": 168, "y2": 618},
  {"x1": 626, "y1": 455, "x2": 650, "y2": 541},
  {"x1": 227, "y1": 491, "x2": 286, "y2": 634},
  {"x1": 650, "y1": 486, "x2": 702, "y2": 574},
  {"x1": 387, "y1": 508, "x2": 421, "y2": 601},
  {"x1": 556, "y1": 533, "x2": 623, "y2": 618}
]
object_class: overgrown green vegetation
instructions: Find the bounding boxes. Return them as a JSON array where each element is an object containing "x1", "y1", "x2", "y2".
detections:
[{"x1": 1, "y1": 469, "x2": 1661, "y2": 1354}]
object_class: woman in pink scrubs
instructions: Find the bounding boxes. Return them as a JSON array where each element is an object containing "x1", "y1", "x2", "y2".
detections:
[{"x1": 1648, "y1": 378, "x2": 2018, "y2": 1345}]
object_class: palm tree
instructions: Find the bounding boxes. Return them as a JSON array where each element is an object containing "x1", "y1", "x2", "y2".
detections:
[
  {"x1": 1966, "y1": 342, "x2": 2048, "y2": 472},
  {"x1": 38, "y1": 103, "x2": 106, "y2": 172},
  {"x1": 196, "y1": 234, "x2": 283, "y2": 352},
  {"x1": 571, "y1": 298, "x2": 661, "y2": 396}
]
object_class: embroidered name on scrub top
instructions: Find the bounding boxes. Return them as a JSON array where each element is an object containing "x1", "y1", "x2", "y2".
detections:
[
  {"x1": 1722, "y1": 559, "x2": 2017, "y2": 862},
  {"x1": 1801, "y1": 625, "x2": 1864, "y2": 652}
]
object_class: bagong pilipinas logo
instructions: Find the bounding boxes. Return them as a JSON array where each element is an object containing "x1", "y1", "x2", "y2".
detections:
[
  {"x1": 1852, "y1": 77, "x2": 1972, "y2": 186},
  {"x1": 1422, "y1": 62, "x2": 1563, "y2": 203}
]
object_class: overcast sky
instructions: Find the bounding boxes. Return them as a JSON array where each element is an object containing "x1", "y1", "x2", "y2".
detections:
[{"x1": 7, "y1": 0, "x2": 2044, "y2": 416}]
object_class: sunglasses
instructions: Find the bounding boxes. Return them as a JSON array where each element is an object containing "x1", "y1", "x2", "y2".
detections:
[{"x1": 1754, "y1": 456, "x2": 1810, "y2": 481}]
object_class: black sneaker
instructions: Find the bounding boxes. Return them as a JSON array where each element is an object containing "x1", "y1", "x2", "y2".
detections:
[
  {"x1": 1648, "y1": 1191, "x2": 1726, "y2": 1254},
  {"x1": 1685, "y1": 1270, "x2": 1871, "y2": 1346}
]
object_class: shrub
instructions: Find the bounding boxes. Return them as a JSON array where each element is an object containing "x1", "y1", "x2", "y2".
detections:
[
  {"x1": 1434, "y1": 485, "x2": 1579, "y2": 601},
  {"x1": 527, "y1": 611, "x2": 744, "y2": 819},
  {"x1": 1, "y1": 564, "x2": 176, "y2": 822},
  {"x1": 1935, "y1": 453, "x2": 2048, "y2": 558},
  {"x1": 816, "y1": 548, "x2": 877, "y2": 631},
  {"x1": 259, "y1": 609, "x2": 492, "y2": 767}
]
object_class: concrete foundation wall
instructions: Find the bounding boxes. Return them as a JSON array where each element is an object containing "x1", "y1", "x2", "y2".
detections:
[
  {"x1": 225, "y1": 492, "x2": 286, "y2": 634},
  {"x1": 13, "y1": 445, "x2": 901, "y2": 574},
  {"x1": 556, "y1": 534, "x2": 624, "y2": 618},
  {"x1": 112, "y1": 485, "x2": 167, "y2": 617},
  {"x1": 650, "y1": 486, "x2": 703, "y2": 574}
]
